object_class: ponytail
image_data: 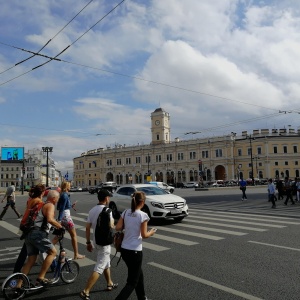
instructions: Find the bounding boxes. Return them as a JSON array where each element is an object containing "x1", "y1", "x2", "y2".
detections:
[
  {"x1": 131, "y1": 191, "x2": 146, "y2": 212},
  {"x1": 29, "y1": 184, "x2": 46, "y2": 199}
]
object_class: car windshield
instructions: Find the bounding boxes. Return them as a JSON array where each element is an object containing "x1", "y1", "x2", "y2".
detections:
[{"x1": 136, "y1": 186, "x2": 168, "y2": 195}]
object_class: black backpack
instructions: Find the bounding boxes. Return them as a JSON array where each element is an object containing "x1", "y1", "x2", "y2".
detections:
[{"x1": 95, "y1": 207, "x2": 114, "y2": 246}]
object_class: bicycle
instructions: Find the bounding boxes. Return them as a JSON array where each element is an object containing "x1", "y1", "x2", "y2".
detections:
[{"x1": 1, "y1": 231, "x2": 80, "y2": 300}]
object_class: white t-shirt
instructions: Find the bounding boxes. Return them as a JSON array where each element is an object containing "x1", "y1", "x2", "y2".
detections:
[
  {"x1": 121, "y1": 209, "x2": 150, "y2": 251},
  {"x1": 87, "y1": 204, "x2": 113, "y2": 248}
]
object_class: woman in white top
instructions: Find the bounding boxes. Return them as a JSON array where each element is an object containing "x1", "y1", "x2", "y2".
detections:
[{"x1": 115, "y1": 191, "x2": 156, "y2": 300}]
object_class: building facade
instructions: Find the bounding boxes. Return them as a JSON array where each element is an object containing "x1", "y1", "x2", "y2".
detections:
[
  {"x1": 73, "y1": 108, "x2": 300, "y2": 187},
  {"x1": 0, "y1": 148, "x2": 62, "y2": 190}
]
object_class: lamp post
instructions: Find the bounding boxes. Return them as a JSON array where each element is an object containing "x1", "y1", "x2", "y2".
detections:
[
  {"x1": 245, "y1": 135, "x2": 254, "y2": 185},
  {"x1": 254, "y1": 155, "x2": 260, "y2": 179},
  {"x1": 20, "y1": 159, "x2": 27, "y2": 195},
  {"x1": 42, "y1": 147, "x2": 53, "y2": 187}
]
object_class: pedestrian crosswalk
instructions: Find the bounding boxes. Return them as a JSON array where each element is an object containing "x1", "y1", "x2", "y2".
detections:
[{"x1": 1, "y1": 202, "x2": 300, "y2": 265}]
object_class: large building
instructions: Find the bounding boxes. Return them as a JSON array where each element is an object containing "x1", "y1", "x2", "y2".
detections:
[
  {"x1": 0, "y1": 148, "x2": 62, "y2": 190},
  {"x1": 73, "y1": 108, "x2": 300, "y2": 187}
]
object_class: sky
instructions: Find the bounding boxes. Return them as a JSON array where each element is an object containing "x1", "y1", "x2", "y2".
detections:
[{"x1": 1, "y1": 0, "x2": 300, "y2": 178}]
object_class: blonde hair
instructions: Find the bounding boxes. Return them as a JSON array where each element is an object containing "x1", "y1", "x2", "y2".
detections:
[{"x1": 60, "y1": 181, "x2": 70, "y2": 192}]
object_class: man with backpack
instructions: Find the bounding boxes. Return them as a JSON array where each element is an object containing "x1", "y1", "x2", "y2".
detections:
[
  {"x1": 80, "y1": 189, "x2": 118, "y2": 300},
  {"x1": 0, "y1": 182, "x2": 22, "y2": 220}
]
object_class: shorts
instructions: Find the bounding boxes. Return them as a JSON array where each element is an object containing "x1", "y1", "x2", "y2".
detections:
[
  {"x1": 61, "y1": 215, "x2": 75, "y2": 230},
  {"x1": 25, "y1": 229, "x2": 54, "y2": 256},
  {"x1": 94, "y1": 245, "x2": 111, "y2": 274}
]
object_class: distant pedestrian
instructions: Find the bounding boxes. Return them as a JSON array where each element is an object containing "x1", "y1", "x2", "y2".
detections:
[
  {"x1": 115, "y1": 191, "x2": 156, "y2": 300},
  {"x1": 0, "y1": 182, "x2": 22, "y2": 220},
  {"x1": 296, "y1": 178, "x2": 300, "y2": 202},
  {"x1": 276, "y1": 180, "x2": 284, "y2": 200},
  {"x1": 284, "y1": 177, "x2": 295, "y2": 205},
  {"x1": 268, "y1": 179, "x2": 276, "y2": 208},
  {"x1": 239, "y1": 178, "x2": 247, "y2": 201}
]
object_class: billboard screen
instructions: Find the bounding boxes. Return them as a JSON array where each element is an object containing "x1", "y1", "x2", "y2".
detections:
[{"x1": 1, "y1": 147, "x2": 24, "y2": 161}]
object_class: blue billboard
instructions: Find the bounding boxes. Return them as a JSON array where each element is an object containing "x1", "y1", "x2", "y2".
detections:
[{"x1": 1, "y1": 147, "x2": 24, "y2": 161}]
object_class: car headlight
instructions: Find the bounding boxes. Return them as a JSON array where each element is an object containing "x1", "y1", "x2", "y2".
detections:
[{"x1": 150, "y1": 202, "x2": 164, "y2": 209}]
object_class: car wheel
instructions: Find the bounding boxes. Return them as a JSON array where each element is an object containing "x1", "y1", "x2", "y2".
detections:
[
  {"x1": 109, "y1": 202, "x2": 120, "y2": 219},
  {"x1": 170, "y1": 189, "x2": 174, "y2": 193},
  {"x1": 141, "y1": 205, "x2": 151, "y2": 219}
]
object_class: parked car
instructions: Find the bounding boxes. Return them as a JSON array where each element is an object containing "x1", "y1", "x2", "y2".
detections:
[
  {"x1": 69, "y1": 186, "x2": 82, "y2": 192},
  {"x1": 148, "y1": 181, "x2": 175, "y2": 193},
  {"x1": 109, "y1": 184, "x2": 189, "y2": 221},
  {"x1": 183, "y1": 182, "x2": 199, "y2": 188},
  {"x1": 212, "y1": 180, "x2": 224, "y2": 187}
]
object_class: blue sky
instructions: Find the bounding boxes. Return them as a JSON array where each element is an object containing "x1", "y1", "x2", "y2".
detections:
[{"x1": 1, "y1": 0, "x2": 300, "y2": 177}]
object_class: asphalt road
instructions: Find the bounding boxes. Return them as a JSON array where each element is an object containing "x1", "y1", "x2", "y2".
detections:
[{"x1": 1, "y1": 187, "x2": 300, "y2": 300}]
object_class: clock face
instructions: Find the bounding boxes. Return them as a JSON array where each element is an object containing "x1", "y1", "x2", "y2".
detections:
[{"x1": 155, "y1": 120, "x2": 160, "y2": 125}]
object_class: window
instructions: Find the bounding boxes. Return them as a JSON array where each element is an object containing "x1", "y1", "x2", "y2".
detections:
[
  {"x1": 156, "y1": 155, "x2": 161, "y2": 162},
  {"x1": 126, "y1": 158, "x2": 131, "y2": 165},
  {"x1": 189, "y1": 152, "x2": 196, "y2": 159},
  {"x1": 285, "y1": 161, "x2": 288, "y2": 166},
  {"x1": 275, "y1": 162, "x2": 278, "y2": 166},
  {"x1": 136, "y1": 157, "x2": 141, "y2": 164},
  {"x1": 177, "y1": 153, "x2": 184, "y2": 160},
  {"x1": 247, "y1": 148, "x2": 252, "y2": 155},
  {"x1": 238, "y1": 149, "x2": 242, "y2": 156},
  {"x1": 294, "y1": 146, "x2": 298, "y2": 153},
  {"x1": 273, "y1": 146, "x2": 277, "y2": 154},
  {"x1": 257, "y1": 147, "x2": 262, "y2": 155},
  {"x1": 116, "y1": 158, "x2": 122, "y2": 166},
  {"x1": 106, "y1": 159, "x2": 112, "y2": 166},
  {"x1": 156, "y1": 134, "x2": 159, "y2": 140},
  {"x1": 296, "y1": 161, "x2": 299, "y2": 166},
  {"x1": 202, "y1": 150, "x2": 208, "y2": 158},
  {"x1": 283, "y1": 146, "x2": 287, "y2": 154},
  {"x1": 258, "y1": 162, "x2": 262, "y2": 167},
  {"x1": 215, "y1": 149, "x2": 222, "y2": 157},
  {"x1": 166, "y1": 154, "x2": 173, "y2": 161}
]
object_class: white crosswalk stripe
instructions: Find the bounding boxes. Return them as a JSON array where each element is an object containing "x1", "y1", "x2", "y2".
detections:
[{"x1": 1, "y1": 202, "x2": 300, "y2": 264}]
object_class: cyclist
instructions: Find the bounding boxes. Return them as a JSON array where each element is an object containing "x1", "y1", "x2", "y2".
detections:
[{"x1": 20, "y1": 186, "x2": 64, "y2": 286}]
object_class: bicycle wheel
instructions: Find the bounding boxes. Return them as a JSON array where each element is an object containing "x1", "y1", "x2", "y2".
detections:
[
  {"x1": 2, "y1": 273, "x2": 29, "y2": 300},
  {"x1": 60, "y1": 260, "x2": 80, "y2": 283}
]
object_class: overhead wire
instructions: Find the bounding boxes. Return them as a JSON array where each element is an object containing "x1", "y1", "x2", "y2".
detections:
[
  {"x1": 0, "y1": 0, "x2": 126, "y2": 83},
  {"x1": 0, "y1": 0, "x2": 95, "y2": 75}
]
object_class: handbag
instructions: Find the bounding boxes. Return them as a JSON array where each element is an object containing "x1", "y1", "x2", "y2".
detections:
[{"x1": 112, "y1": 210, "x2": 126, "y2": 266}]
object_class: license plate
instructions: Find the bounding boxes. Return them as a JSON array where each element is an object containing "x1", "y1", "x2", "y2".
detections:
[{"x1": 170, "y1": 208, "x2": 182, "y2": 214}]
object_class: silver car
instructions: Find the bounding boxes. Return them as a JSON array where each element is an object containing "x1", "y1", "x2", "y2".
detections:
[{"x1": 109, "y1": 184, "x2": 188, "y2": 221}]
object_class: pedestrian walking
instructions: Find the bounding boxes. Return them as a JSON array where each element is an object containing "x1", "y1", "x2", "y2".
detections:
[
  {"x1": 0, "y1": 182, "x2": 22, "y2": 220},
  {"x1": 284, "y1": 177, "x2": 295, "y2": 205},
  {"x1": 268, "y1": 179, "x2": 276, "y2": 208},
  {"x1": 54, "y1": 181, "x2": 85, "y2": 259},
  {"x1": 296, "y1": 178, "x2": 300, "y2": 202},
  {"x1": 80, "y1": 189, "x2": 118, "y2": 300},
  {"x1": 239, "y1": 178, "x2": 247, "y2": 201},
  {"x1": 115, "y1": 191, "x2": 156, "y2": 300},
  {"x1": 276, "y1": 180, "x2": 284, "y2": 200}
]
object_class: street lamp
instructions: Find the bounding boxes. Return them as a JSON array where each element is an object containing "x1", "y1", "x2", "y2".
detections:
[
  {"x1": 254, "y1": 155, "x2": 260, "y2": 179},
  {"x1": 245, "y1": 135, "x2": 254, "y2": 185},
  {"x1": 20, "y1": 159, "x2": 28, "y2": 195},
  {"x1": 42, "y1": 147, "x2": 53, "y2": 187}
]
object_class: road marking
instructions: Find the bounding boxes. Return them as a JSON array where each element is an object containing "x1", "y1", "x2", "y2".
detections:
[
  {"x1": 0, "y1": 251, "x2": 20, "y2": 257},
  {"x1": 152, "y1": 233, "x2": 199, "y2": 245},
  {"x1": 0, "y1": 246, "x2": 22, "y2": 252},
  {"x1": 190, "y1": 211, "x2": 300, "y2": 225},
  {"x1": 149, "y1": 262, "x2": 263, "y2": 300},
  {"x1": 188, "y1": 215, "x2": 285, "y2": 228},
  {"x1": 190, "y1": 209, "x2": 300, "y2": 221},
  {"x1": 185, "y1": 218, "x2": 267, "y2": 232},
  {"x1": 173, "y1": 223, "x2": 247, "y2": 236},
  {"x1": 248, "y1": 241, "x2": 300, "y2": 252},
  {"x1": 155, "y1": 226, "x2": 224, "y2": 240},
  {"x1": 0, "y1": 256, "x2": 19, "y2": 262}
]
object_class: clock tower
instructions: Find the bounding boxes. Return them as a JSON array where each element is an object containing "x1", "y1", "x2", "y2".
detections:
[{"x1": 151, "y1": 108, "x2": 170, "y2": 144}]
